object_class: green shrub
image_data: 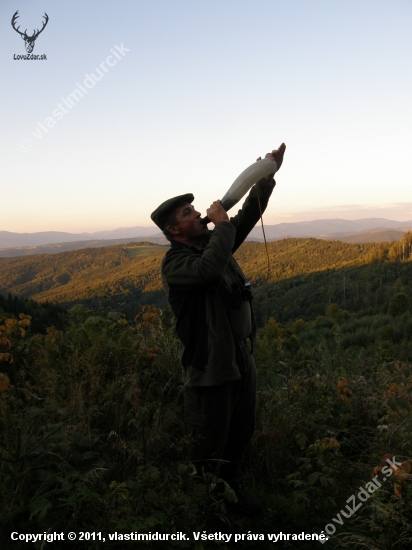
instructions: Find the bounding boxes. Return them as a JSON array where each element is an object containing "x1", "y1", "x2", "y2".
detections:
[{"x1": 1, "y1": 305, "x2": 412, "y2": 549}]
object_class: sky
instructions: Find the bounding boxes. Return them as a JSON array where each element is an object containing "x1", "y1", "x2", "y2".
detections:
[{"x1": 1, "y1": 0, "x2": 412, "y2": 233}]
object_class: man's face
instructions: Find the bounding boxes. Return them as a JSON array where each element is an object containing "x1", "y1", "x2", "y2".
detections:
[{"x1": 169, "y1": 202, "x2": 208, "y2": 241}]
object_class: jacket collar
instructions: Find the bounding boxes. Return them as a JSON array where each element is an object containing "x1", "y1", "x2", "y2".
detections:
[{"x1": 170, "y1": 232, "x2": 212, "y2": 253}]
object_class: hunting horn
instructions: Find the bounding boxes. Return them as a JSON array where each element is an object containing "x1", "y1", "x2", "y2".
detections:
[{"x1": 200, "y1": 157, "x2": 278, "y2": 224}]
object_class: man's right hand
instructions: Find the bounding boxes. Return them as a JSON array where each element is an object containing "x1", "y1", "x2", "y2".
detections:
[{"x1": 206, "y1": 201, "x2": 229, "y2": 225}]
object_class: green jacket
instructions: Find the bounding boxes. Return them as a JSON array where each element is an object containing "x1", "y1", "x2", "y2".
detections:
[{"x1": 161, "y1": 178, "x2": 275, "y2": 386}]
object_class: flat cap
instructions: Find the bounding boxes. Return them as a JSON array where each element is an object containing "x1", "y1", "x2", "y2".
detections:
[{"x1": 150, "y1": 193, "x2": 194, "y2": 230}]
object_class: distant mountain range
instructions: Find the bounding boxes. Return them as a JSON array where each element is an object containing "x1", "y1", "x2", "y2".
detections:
[
  {"x1": 247, "y1": 218, "x2": 412, "y2": 240},
  {"x1": 0, "y1": 237, "x2": 168, "y2": 258},
  {"x1": 1, "y1": 218, "x2": 411, "y2": 258},
  {"x1": 0, "y1": 227, "x2": 159, "y2": 248}
]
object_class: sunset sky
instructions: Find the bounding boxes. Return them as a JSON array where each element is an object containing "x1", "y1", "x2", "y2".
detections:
[{"x1": 1, "y1": 0, "x2": 412, "y2": 233}]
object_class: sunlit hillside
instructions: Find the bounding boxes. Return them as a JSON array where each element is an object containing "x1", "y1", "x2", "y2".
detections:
[{"x1": 1, "y1": 237, "x2": 411, "y2": 323}]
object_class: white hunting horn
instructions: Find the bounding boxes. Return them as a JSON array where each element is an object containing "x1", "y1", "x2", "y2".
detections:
[{"x1": 200, "y1": 157, "x2": 278, "y2": 224}]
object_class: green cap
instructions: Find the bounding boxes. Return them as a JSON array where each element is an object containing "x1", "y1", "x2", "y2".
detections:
[{"x1": 150, "y1": 193, "x2": 194, "y2": 230}]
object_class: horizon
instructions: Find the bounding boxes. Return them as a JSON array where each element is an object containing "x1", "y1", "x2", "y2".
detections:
[{"x1": 2, "y1": 213, "x2": 412, "y2": 237}]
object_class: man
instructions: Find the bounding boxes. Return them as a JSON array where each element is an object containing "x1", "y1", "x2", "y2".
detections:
[{"x1": 150, "y1": 144, "x2": 286, "y2": 514}]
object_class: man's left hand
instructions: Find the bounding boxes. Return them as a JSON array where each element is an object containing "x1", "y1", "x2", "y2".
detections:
[{"x1": 256, "y1": 142, "x2": 286, "y2": 179}]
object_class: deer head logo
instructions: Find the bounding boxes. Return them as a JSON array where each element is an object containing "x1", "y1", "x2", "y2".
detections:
[{"x1": 11, "y1": 11, "x2": 49, "y2": 54}]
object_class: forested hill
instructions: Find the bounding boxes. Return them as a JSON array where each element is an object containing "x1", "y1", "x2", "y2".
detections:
[
  {"x1": 237, "y1": 236, "x2": 412, "y2": 323},
  {"x1": 0, "y1": 236, "x2": 411, "y2": 320},
  {"x1": 0, "y1": 244, "x2": 169, "y2": 316},
  {"x1": 236, "y1": 238, "x2": 376, "y2": 283}
]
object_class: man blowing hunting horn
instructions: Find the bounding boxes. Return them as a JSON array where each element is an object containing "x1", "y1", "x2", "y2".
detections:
[{"x1": 150, "y1": 143, "x2": 286, "y2": 518}]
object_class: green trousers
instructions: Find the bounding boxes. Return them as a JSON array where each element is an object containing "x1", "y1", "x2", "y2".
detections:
[{"x1": 183, "y1": 342, "x2": 257, "y2": 483}]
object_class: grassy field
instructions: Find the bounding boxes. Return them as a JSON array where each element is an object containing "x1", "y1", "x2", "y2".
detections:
[{"x1": 124, "y1": 244, "x2": 170, "y2": 258}]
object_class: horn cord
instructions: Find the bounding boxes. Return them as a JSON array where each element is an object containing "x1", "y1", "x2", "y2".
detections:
[{"x1": 255, "y1": 181, "x2": 271, "y2": 282}]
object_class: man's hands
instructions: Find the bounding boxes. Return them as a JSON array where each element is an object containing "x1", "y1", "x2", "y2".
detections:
[
  {"x1": 257, "y1": 142, "x2": 286, "y2": 179},
  {"x1": 206, "y1": 200, "x2": 229, "y2": 225},
  {"x1": 203, "y1": 144, "x2": 286, "y2": 225}
]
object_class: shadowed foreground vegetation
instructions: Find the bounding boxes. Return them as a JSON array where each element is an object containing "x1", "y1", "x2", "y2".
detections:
[{"x1": 1, "y1": 295, "x2": 412, "y2": 549}]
